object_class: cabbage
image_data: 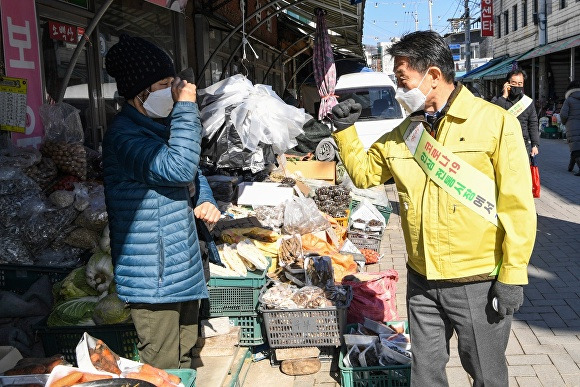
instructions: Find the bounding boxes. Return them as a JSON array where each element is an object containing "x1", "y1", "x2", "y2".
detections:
[
  {"x1": 92, "y1": 293, "x2": 131, "y2": 325},
  {"x1": 58, "y1": 266, "x2": 99, "y2": 301},
  {"x1": 86, "y1": 251, "x2": 114, "y2": 294},
  {"x1": 47, "y1": 296, "x2": 99, "y2": 326}
]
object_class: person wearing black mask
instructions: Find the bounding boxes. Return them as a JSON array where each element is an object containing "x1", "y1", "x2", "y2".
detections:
[{"x1": 492, "y1": 69, "x2": 540, "y2": 163}]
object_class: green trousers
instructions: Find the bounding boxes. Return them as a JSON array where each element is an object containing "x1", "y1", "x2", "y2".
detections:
[{"x1": 130, "y1": 300, "x2": 200, "y2": 369}]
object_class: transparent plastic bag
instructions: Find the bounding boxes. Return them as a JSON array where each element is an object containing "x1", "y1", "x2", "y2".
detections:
[
  {"x1": 39, "y1": 103, "x2": 87, "y2": 179},
  {"x1": 39, "y1": 102, "x2": 84, "y2": 143},
  {"x1": 283, "y1": 196, "x2": 330, "y2": 235}
]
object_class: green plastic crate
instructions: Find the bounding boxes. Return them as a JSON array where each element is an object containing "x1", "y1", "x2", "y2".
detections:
[
  {"x1": 208, "y1": 259, "x2": 270, "y2": 288},
  {"x1": 35, "y1": 322, "x2": 139, "y2": 365},
  {"x1": 229, "y1": 314, "x2": 265, "y2": 347},
  {"x1": 166, "y1": 368, "x2": 196, "y2": 387},
  {"x1": 0, "y1": 264, "x2": 71, "y2": 294},
  {"x1": 207, "y1": 286, "x2": 261, "y2": 315},
  {"x1": 349, "y1": 200, "x2": 393, "y2": 225},
  {"x1": 339, "y1": 321, "x2": 410, "y2": 387}
]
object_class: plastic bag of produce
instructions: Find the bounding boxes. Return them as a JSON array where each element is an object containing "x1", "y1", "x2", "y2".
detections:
[
  {"x1": 283, "y1": 196, "x2": 330, "y2": 235},
  {"x1": 342, "y1": 271, "x2": 399, "y2": 325},
  {"x1": 39, "y1": 103, "x2": 87, "y2": 180}
]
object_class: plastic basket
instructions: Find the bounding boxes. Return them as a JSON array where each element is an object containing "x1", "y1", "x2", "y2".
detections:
[
  {"x1": 259, "y1": 286, "x2": 352, "y2": 348},
  {"x1": 339, "y1": 321, "x2": 411, "y2": 387},
  {"x1": 207, "y1": 286, "x2": 261, "y2": 315},
  {"x1": 333, "y1": 209, "x2": 351, "y2": 228},
  {"x1": 349, "y1": 200, "x2": 392, "y2": 225},
  {"x1": 35, "y1": 322, "x2": 139, "y2": 365},
  {"x1": 207, "y1": 260, "x2": 269, "y2": 288},
  {"x1": 347, "y1": 231, "x2": 383, "y2": 253},
  {"x1": 229, "y1": 314, "x2": 265, "y2": 347},
  {"x1": 166, "y1": 369, "x2": 196, "y2": 387},
  {"x1": 0, "y1": 265, "x2": 71, "y2": 294}
]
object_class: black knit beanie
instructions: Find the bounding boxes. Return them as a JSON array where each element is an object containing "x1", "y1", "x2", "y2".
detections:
[{"x1": 105, "y1": 34, "x2": 175, "y2": 99}]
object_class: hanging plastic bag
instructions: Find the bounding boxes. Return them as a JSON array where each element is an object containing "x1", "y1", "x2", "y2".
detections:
[
  {"x1": 39, "y1": 103, "x2": 87, "y2": 180},
  {"x1": 531, "y1": 156, "x2": 540, "y2": 198}
]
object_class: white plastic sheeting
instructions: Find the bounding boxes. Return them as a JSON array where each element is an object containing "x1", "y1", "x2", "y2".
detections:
[{"x1": 198, "y1": 75, "x2": 311, "y2": 154}]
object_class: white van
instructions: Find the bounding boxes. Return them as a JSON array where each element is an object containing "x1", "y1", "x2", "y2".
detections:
[{"x1": 334, "y1": 72, "x2": 405, "y2": 149}]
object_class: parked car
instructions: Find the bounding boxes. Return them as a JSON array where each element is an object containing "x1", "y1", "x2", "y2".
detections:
[{"x1": 334, "y1": 72, "x2": 405, "y2": 149}]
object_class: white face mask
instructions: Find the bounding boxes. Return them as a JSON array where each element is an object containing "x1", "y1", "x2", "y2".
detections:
[
  {"x1": 142, "y1": 87, "x2": 174, "y2": 118},
  {"x1": 395, "y1": 71, "x2": 432, "y2": 113}
]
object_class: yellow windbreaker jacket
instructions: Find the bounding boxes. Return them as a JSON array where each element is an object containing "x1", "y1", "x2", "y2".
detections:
[{"x1": 333, "y1": 85, "x2": 536, "y2": 285}]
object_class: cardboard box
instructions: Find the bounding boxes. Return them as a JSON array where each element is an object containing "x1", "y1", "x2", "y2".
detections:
[
  {"x1": 236, "y1": 182, "x2": 294, "y2": 206},
  {"x1": 284, "y1": 160, "x2": 336, "y2": 183},
  {"x1": 0, "y1": 346, "x2": 22, "y2": 374}
]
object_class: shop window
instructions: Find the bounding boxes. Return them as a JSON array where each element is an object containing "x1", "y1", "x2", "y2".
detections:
[
  {"x1": 39, "y1": 18, "x2": 93, "y2": 145},
  {"x1": 504, "y1": 11, "x2": 509, "y2": 35}
]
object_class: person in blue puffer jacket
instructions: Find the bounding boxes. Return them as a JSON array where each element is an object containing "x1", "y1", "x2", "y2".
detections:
[{"x1": 103, "y1": 34, "x2": 221, "y2": 369}]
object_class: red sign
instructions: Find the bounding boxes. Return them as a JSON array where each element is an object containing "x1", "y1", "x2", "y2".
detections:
[
  {"x1": 0, "y1": 0, "x2": 44, "y2": 148},
  {"x1": 49, "y1": 20, "x2": 78, "y2": 43},
  {"x1": 481, "y1": 0, "x2": 494, "y2": 36}
]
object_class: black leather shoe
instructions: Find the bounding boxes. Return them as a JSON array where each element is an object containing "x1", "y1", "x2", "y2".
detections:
[{"x1": 575, "y1": 172, "x2": 580, "y2": 176}]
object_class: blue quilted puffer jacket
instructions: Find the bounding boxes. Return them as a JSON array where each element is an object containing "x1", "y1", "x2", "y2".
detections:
[{"x1": 102, "y1": 102, "x2": 216, "y2": 304}]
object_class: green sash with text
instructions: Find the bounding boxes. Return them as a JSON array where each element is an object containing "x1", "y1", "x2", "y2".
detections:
[
  {"x1": 507, "y1": 95, "x2": 533, "y2": 117},
  {"x1": 403, "y1": 121, "x2": 500, "y2": 227}
]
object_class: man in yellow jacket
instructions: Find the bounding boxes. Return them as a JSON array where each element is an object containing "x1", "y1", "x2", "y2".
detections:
[{"x1": 331, "y1": 31, "x2": 536, "y2": 387}]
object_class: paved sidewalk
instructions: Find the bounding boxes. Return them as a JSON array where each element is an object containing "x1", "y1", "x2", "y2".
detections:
[{"x1": 242, "y1": 137, "x2": 580, "y2": 387}]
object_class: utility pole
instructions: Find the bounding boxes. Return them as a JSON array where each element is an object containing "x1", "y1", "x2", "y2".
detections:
[
  {"x1": 406, "y1": 10, "x2": 419, "y2": 31},
  {"x1": 464, "y1": 0, "x2": 471, "y2": 72},
  {"x1": 428, "y1": 0, "x2": 433, "y2": 30}
]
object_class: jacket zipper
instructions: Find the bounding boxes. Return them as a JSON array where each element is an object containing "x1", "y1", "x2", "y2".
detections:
[{"x1": 158, "y1": 236, "x2": 165, "y2": 286}]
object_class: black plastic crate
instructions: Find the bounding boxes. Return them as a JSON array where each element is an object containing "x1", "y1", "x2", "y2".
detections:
[
  {"x1": 0, "y1": 265, "x2": 71, "y2": 294},
  {"x1": 35, "y1": 322, "x2": 139, "y2": 365}
]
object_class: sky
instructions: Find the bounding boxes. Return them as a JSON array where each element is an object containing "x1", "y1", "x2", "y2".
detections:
[{"x1": 361, "y1": 0, "x2": 481, "y2": 46}]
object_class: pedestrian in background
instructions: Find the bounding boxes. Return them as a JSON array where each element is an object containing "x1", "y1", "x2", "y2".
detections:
[
  {"x1": 492, "y1": 69, "x2": 540, "y2": 163},
  {"x1": 103, "y1": 34, "x2": 220, "y2": 368},
  {"x1": 330, "y1": 30, "x2": 537, "y2": 387},
  {"x1": 560, "y1": 80, "x2": 580, "y2": 176}
]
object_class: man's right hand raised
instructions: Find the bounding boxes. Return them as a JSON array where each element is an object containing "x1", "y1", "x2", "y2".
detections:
[{"x1": 330, "y1": 99, "x2": 362, "y2": 131}]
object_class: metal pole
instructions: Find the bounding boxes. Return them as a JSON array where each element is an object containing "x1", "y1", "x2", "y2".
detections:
[
  {"x1": 464, "y1": 0, "x2": 471, "y2": 72},
  {"x1": 428, "y1": 0, "x2": 433, "y2": 30},
  {"x1": 57, "y1": 0, "x2": 115, "y2": 103}
]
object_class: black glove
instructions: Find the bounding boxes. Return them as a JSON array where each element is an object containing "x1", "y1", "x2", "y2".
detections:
[
  {"x1": 330, "y1": 99, "x2": 362, "y2": 131},
  {"x1": 491, "y1": 281, "x2": 523, "y2": 318}
]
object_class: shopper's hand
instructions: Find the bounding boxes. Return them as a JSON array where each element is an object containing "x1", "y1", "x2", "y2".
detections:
[
  {"x1": 531, "y1": 146, "x2": 539, "y2": 157},
  {"x1": 330, "y1": 99, "x2": 362, "y2": 131},
  {"x1": 194, "y1": 202, "x2": 221, "y2": 224},
  {"x1": 172, "y1": 77, "x2": 197, "y2": 103},
  {"x1": 502, "y1": 82, "x2": 510, "y2": 98},
  {"x1": 491, "y1": 281, "x2": 523, "y2": 318}
]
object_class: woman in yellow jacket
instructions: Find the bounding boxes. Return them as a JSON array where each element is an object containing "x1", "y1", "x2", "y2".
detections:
[{"x1": 331, "y1": 31, "x2": 536, "y2": 387}]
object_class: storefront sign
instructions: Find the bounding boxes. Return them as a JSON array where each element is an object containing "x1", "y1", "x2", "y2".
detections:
[
  {"x1": 481, "y1": 0, "x2": 494, "y2": 37},
  {"x1": 0, "y1": 76, "x2": 28, "y2": 133},
  {"x1": 48, "y1": 20, "x2": 78, "y2": 43},
  {"x1": 145, "y1": 0, "x2": 188, "y2": 12},
  {"x1": 0, "y1": 0, "x2": 44, "y2": 148}
]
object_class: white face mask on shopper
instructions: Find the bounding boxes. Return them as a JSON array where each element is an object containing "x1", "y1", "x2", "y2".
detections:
[
  {"x1": 142, "y1": 87, "x2": 174, "y2": 118},
  {"x1": 395, "y1": 71, "x2": 432, "y2": 113}
]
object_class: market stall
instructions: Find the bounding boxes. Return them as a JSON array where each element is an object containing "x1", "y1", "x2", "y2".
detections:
[{"x1": 0, "y1": 73, "x2": 409, "y2": 386}]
